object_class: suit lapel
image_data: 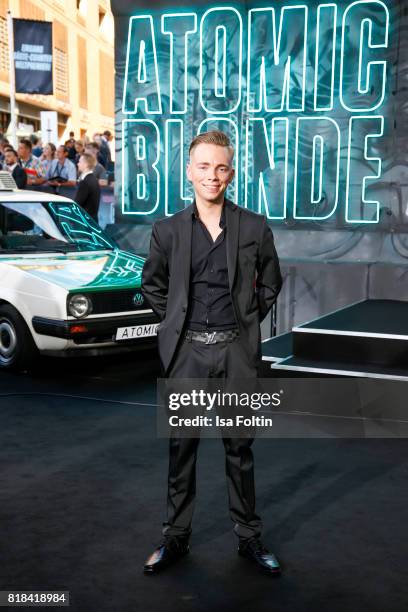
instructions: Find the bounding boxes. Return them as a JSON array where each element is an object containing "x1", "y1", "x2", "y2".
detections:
[{"x1": 181, "y1": 205, "x2": 193, "y2": 300}]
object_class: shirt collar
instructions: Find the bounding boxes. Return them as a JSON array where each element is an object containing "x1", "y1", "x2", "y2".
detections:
[{"x1": 192, "y1": 200, "x2": 226, "y2": 228}]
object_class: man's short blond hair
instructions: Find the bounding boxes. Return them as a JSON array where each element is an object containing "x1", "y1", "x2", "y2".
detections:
[
  {"x1": 189, "y1": 130, "x2": 234, "y2": 158},
  {"x1": 80, "y1": 152, "x2": 96, "y2": 170}
]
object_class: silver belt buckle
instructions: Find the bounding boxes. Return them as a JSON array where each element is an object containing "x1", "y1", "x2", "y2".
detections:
[{"x1": 205, "y1": 331, "x2": 217, "y2": 344}]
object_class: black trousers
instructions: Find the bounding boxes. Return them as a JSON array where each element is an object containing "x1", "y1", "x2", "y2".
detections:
[{"x1": 162, "y1": 334, "x2": 262, "y2": 541}]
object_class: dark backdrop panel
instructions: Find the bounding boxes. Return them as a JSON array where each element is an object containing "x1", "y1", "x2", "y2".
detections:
[{"x1": 110, "y1": 0, "x2": 408, "y2": 333}]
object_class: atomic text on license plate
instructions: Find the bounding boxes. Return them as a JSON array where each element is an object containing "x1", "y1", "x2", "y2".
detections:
[{"x1": 115, "y1": 323, "x2": 159, "y2": 341}]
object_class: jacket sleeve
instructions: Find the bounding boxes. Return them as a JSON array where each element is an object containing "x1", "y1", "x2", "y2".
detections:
[
  {"x1": 255, "y1": 218, "x2": 283, "y2": 322},
  {"x1": 141, "y1": 223, "x2": 169, "y2": 321}
]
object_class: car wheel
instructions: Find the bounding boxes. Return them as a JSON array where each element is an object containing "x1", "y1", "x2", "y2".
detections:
[{"x1": 0, "y1": 304, "x2": 38, "y2": 371}]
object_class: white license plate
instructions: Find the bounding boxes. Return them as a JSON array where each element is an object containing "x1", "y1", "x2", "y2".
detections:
[{"x1": 115, "y1": 323, "x2": 159, "y2": 341}]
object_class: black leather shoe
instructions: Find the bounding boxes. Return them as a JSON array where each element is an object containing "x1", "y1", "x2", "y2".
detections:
[
  {"x1": 238, "y1": 537, "x2": 281, "y2": 575},
  {"x1": 143, "y1": 536, "x2": 190, "y2": 574}
]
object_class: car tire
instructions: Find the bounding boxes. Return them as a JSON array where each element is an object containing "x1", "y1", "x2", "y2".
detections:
[{"x1": 0, "y1": 304, "x2": 38, "y2": 371}]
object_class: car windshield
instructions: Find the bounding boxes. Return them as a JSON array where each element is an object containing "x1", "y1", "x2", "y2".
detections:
[{"x1": 0, "y1": 201, "x2": 116, "y2": 253}]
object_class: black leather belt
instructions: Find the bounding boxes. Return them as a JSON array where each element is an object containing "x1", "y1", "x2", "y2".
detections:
[{"x1": 185, "y1": 329, "x2": 239, "y2": 344}]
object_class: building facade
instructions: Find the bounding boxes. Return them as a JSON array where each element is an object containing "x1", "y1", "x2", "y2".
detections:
[{"x1": 0, "y1": 0, "x2": 114, "y2": 142}]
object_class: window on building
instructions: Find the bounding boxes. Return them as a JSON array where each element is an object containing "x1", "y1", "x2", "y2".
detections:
[
  {"x1": 0, "y1": 111, "x2": 9, "y2": 132},
  {"x1": 55, "y1": 48, "x2": 68, "y2": 97},
  {"x1": 99, "y1": 51, "x2": 114, "y2": 117},
  {"x1": 77, "y1": 0, "x2": 87, "y2": 18},
  {"x1": 53, "y1": 21, "x2": 69, "y2": 101},
  {"x1": 99, "y1": 6, "x2": 106, "y2": 26},
  {"x1": 77, "y1": 36, "x2": 88, "y2": 109},
  {"x1": 19, "y1": 0, "x2": 45, "y2": 20},
  {"x1": 98, "y1": 9, "x2": 114, "y2": 43},
  {"x1": 0, "y1": 15, "x2": 9, "y2": 75}
]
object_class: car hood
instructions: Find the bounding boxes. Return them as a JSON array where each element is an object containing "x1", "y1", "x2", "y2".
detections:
[{"x1": 1, "y1": 249, "x2": 146, "y2": 292}]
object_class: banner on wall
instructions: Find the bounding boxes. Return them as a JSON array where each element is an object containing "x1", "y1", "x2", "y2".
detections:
[
  {"x1": 13, "y1": 19, "x2": 53, "y2": 95},
  {"x1": 113, "y1": 1, "x2": 397, "y2": 227}
]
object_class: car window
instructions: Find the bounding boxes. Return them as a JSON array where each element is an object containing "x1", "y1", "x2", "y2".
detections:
[
  {"x1": 0, "y1": 201, "x2": 115, "y2": 253},
  {"x1": 2, "y1": 202, "x2": 66, "y2": 241}
]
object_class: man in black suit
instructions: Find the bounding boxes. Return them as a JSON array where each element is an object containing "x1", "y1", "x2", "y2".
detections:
[
  {"x1": 142, "y1": 131, "x2": 282, "y2": 575},
  {"x1": 2, "y1": 148, "x2": 27, "y2": 189},
  {"x1": 75, "y1": 153, "x2": 101, "y2": 223}
]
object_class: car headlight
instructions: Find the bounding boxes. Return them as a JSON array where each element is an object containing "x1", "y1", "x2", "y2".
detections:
[{"x1": 67, "y1": 294, "x2": 92, "y2": 318}]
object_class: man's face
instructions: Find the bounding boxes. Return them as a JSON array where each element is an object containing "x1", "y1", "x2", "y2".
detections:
[
  {"x1": 4, "y1": 150, "x2": 17, "y2": 166},
  {"x1": 77, "y1": 156, "x2": 87, "y2": 174},
  {"x1": 57, "y1": 146, "x2": 66, "y2": 162},
  {"x1": 18, "y1": 143, "x2": 29, "y2": 160},
  {"x1": 186, "y1": 143, "x2": 234, "y2": 204}
]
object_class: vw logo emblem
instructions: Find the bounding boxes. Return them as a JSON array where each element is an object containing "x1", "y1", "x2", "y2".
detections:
[{"x1": 133, "y1": 292, "x2": 144, "y2": 307}]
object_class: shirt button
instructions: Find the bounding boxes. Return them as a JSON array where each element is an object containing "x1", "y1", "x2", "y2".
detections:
[{"x1": 210, "y1": 268, "x2": 214, "y2": 273}]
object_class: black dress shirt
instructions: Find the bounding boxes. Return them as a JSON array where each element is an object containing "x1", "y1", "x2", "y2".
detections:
[{"x1": 185, "y1": 201, "x2": 237, "y2": 331}]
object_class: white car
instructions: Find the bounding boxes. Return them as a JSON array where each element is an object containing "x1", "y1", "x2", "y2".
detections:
[{"x1": 0, "y1": 172, "x2": 159, "y2": 371}]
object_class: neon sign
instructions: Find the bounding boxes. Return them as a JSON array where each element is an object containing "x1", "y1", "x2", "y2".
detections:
[{"x1": 120, "y1": 2, "x2": 390, "y2": 224}]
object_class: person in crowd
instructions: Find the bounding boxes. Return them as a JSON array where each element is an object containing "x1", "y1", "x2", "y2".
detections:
[
  {"x1": 74, "y1": 140, "x2": 85, "y2": 165},
  {"x1": 39, "y1": 143, "x2": 56, "y2": 175},
  {"x1": 46, "y1": 145, "x2": 77, "y2": 186},
  {"x1": 85, "y1": 142, "x2": 108, "y2": 186},
  {"x1": 93, "y1": 132, "x2": 110, "y2": 168},
  {"x1": 75, "y1": 152, "x2": 101, "y2": 222},
  {"x1": 18, "y1": 139, "x2": 46, "y2": 185},
  {"x1": 2, "y1": 148, "x2": 27, "y2": 189},
  {"x1": 30, "y1": 134, "x2": 43, "y2": 157},
  {"x1": 102, "y1": 130, "x2": 112, "y2": 145},
  {"x1": 65, "y1": 138, "x2": 77, "y2": 161},
  {"x1": 102, "y1": 130, "x2": 113, "y2": 160},
  {"x1": 0, "y1": 136, "x2": 10, "y2": 163},
  {"x1": 1, "y1": 143, "x2": 13, "y2": 159}
]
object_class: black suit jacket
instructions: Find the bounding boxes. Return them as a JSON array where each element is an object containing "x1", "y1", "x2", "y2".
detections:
[
  {"x1": 141, "y1": 198, "x2": 282, "y2": 375},
  {"x1": 75, "y1": 173, "x2": 101, "y2": 221},
  {"x1": 0, "y1": 163, "x2": 27, "y2": 189},
  {"x1": 12, "y1": 165, "x2": 27, "y2": 189}
]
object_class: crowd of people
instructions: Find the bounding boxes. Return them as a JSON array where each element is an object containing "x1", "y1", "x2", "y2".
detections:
[{"x1": 0, "y1": 130, "x2": 114, "y2": 222}]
